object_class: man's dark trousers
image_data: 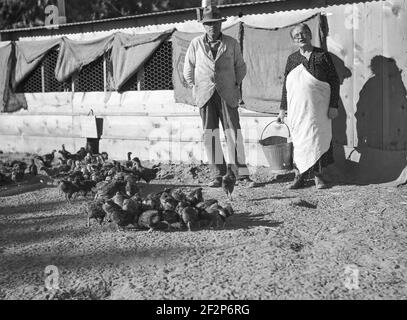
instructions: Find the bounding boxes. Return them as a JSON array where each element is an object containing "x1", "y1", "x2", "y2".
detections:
[{"x1": 199, "y1": 90, "x2": 250, "y2": 179}]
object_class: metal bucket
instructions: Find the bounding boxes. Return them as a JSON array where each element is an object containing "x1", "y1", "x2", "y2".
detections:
[{"x1": 259, "y1": 120, "x2": 293, "y2": 171}]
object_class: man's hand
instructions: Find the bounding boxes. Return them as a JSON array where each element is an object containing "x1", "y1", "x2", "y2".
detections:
[
  {"x1": 277, "y1": 110, "x2": 286, "y2": 123},
  {"x1": 328, "y1": 107, "x2": 338, "y2": 119}
]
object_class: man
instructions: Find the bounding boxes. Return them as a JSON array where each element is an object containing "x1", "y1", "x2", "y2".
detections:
[
  {"x1": 277, "y1": 23, "x2": 340, "y2": 189},
  {"x1": 183, "y1": 5, "x2": 253, "y2": 187}
]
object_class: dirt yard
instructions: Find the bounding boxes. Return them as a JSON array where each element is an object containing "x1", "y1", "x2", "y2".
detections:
[{"x1": 1, "y1": 153, "x2": 407, "y2": 300}]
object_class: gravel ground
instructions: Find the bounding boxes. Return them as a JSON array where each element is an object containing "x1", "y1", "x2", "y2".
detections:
[{"x1": 1, "y1": 153, "x2": 407, "y2": 300}]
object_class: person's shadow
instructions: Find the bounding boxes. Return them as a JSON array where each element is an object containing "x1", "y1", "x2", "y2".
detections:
[{"x1": 354, "y1": 56, "x2": 407, "y2": 183}]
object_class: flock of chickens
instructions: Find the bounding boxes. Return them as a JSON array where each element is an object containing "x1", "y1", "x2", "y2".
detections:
[{"x1": 0, "y1": 145, "x2": 237, "y2": 232}]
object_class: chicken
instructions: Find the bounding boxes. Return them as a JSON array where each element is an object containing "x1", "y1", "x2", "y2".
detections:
[
  {"x1": 111, "y1": 191, "x2": 126, "y2": 208},
  {"x1": 222, "y1": 164, "x2": 236, "y2": 201},
  {"x1": 124, "y1": 175, "x2": 139, "y2": 197},
  {"x1": 100, "y1": 152, "x2": 109, "y2": 161},
  {"x1": 159, "y1": 191, "x2": 178, "y2": 211},
  {"x1": 122, "y1": 198, "x2": 142, "y2": 227},
  {"x1": 186, "y1": 187, "x2": 204, "y2": 206},
  {"x1": 11, "y1": 160, "x2": 27, "y2": 173},
  {"x1": 94, "y1": 178, "x2": 126, "y2": 200},
  {"x1": 58, "y1": 144, "x2": 72, "y2": 160},
  {"x1": 58, "y1": 180, "x2": 80, "y2": 202},
  {"x1": 11, "y1": 170, "x2": 24, "y2": 183},
  {"x1": 205, "y1": 204, "x2": 234, "y2": 229},
  {"x1": 137, "y1": 210, "x2": 166, "y2": 232},
  {"x1": 83, "y1": 153, "x2": 92, "y2": 164},
  {"x1": 35, "y1": 150, "x2": 56, "y2": 167},
  {"x1": 170, "y1": 188, "x2": 187, "y2": 203},
  {"x1": 102, "y1": 200, "x2": 135, "y2": 230},
  {"x1": 75, "y1": 147, "x2": 87, "y2": 161},
  {"x1": 10, "y1": 161, "x2": 26, "y2": 182},
  {"x1": 142, "y1": 192, "x2": 162, "y2": 210},
  {"x1": 176, "y1": 202, "x2": 199, "y2": 231},
  {"x1": 84, "y1": 199, "x2": 106, "y2": 227},
  {"x1": 125, "y1": 152, "x2": 133, "y2": 168},
  {"x1": 195, "y1": 199, "x2": 218, "y2": 210},
  {"x1": 28, "y1": 159, "x2": 38, "y2": 176},
  {"x1": 161, "y1": 210, "x2": 181, "y2": 225},
  {"x1": 132, "y1": 157, "x2": 159, "y2": 183},
  {"x1": 76, "y1": 179, "x2": 97, "y2": 197}
]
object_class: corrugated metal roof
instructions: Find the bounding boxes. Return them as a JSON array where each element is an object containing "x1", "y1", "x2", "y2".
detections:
[{"x1": 0, "y1": 0, "x2": 288, "y2": 34}]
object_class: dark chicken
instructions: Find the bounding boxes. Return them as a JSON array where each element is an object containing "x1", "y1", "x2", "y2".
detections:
[
  {"x1": 132, "y1": 157, "x2": 159, "y2": 183},
  {"x1": 58, "y1": 180, "x2": 80, "y2": 202},
  {"x1": 138, "y1": 210, "x2": 166, "y2": 232},
  {"x1": 103, "y1": 200, "x2": 137, "y2": 230},
  {"x1": 186, "y1": 187, "x2": 203, "y2": 206},
  {"x1": 28, "y1": 159, "x2": 38, "y2": 176},
  {"x1": 58, "y1": 144, "x2": 72, "y2": 160},
  {"x1": 176, "y1": 201, "x2": 199, "y2": 231},
  {"x1": 222, "y1": 164, "x2": 236, "y2": 200},
  {"x1": 84, "y1": 199, "x2": 106, "y2": 227}
]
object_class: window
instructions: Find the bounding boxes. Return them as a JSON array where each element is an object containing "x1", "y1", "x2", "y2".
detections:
[
  {"x1": 16, "y1": 60, "x2": 43, "y2": 93},
  {"x1": 44, "y1": 49, "x2": 71, "y2": 92},
  {"x1": 14, "y1": 41, "x2": 173, "y2": 93},
  {"x1": 140, "y1": 41, "x2": 173, "y2": 90},
  {"x1": 16, "y1": 48, "x2": 71, "y2": 93},
  {"x1": 75, "y1": 55, "x2": 105, "y2": 92}
]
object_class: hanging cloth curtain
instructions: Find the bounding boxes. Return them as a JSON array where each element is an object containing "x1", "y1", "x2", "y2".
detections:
[
  {"x1": 55, "y1": 34, "x2": 115, "y2": 82},
  {"x1": 0, "y1": 42, "x2": 12, "y2": 112},
  {"x1": 109, "y1": 28, "x2": 175, "y2": 91},
  {"x1": 13, "y1": 38, "x2": 61, "y2": 89},
  {"x1": 241, "y1": 13, "x2": 325, "y2": 113}
]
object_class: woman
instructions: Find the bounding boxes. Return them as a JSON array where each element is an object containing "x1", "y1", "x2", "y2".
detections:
[{"x1": 277, "y1": 23, "x2": 340, "y2": 189}]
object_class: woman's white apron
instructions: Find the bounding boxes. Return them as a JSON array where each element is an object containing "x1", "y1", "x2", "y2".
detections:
[{"x1": 286, "y1": 63, "x2": 332, "y2": 174}]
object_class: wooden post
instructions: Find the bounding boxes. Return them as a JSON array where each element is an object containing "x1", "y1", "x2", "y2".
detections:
[{"x1": 57, "y1": 0, "x2": 67, "y2": 24}]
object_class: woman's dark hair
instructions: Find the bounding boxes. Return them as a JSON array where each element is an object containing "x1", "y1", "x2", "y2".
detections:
[{"x1": 290, "y1": 23, "x2": 312, "y2": 39}]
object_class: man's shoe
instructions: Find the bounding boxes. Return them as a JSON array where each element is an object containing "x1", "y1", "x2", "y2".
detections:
[
  {"x1": 315, "y1": 175, "x2": 329, "y2": 189},
  {"x1": 288, "y1": 174, "x2": 305, "y2": 189},
  {"x1": 208, "y1": 177, "x2": 222, "y2": 188}
]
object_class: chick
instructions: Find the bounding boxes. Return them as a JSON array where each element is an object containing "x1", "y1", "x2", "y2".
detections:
[
  {"x1": 111, "y1": 191, "x2": 126, "y2": 208},
  {"x1": 222, "y1": 164, "x2": 236, "y2": 201},
  {"x1": 195, "y1": 199, "x2": 218, "y2": 210},
  {"x1": 102, "y1": 200, "x2": 134, "y2": 230},
  {"x1": 142, "y1": 192, "x2": 162, "y2": 210},
  {"x1": 132, "y1": 157, "x2": 159, "y2": 183},
  {"x1": 28, "y1": 159, "x2": 38, "y2": 176},
  {"x1": 170, "y1": 188, "x2": 187, "y2": 202},
  {"x1": 11, "y1": 170, "x2": 24, "y2": 183},
  {"x1": 84, "y1": 199, "x2": 106, "y2": 227},
  {"x1": 58, "y1": 180, "x2": 80, "y2": 202},
  {"x1": 58, "y1": 144, "x2": 72, "y2": 160},
  {"x1": 176, "y1": 202, "x2": 199, "y2": 231},
  {"x1": 125, "y1": 176, "x2": 139, "y2": 197},
  {"x1": 76, "y1": 179, "x2": 97, "y2": 198},
  {"x1": 94, "y1": 178, "x2": 126, "y2": 200},
  {"x1": 35, "y1": 150, "x2": 56, "y2": 168},
  {"x1": 206, "y1": 204, "x2": 235, "y2": 229},
  {"x1": 125, "y1": 152, "x2": 133, "y2": 168},
  {"x1": 138, "y1": 210, "x2": 166, "y2": 233},
  {"x1": 159, "y1": 192, "x2": 178, "y2": 211},
  {"x1": 84, "y1": 153, "x2": 93, "y2": 164},
  {"x1": 186, "y1": 187, "x2": 203, "y2": 206}
]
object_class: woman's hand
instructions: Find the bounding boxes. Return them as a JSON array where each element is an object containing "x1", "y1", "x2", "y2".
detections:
[
  {"x1": 328, "y1": 107, "x2": 338, "y2": 119},
  {"x1": 277, "y1": 110, "x2": 286, "y2": 123}
]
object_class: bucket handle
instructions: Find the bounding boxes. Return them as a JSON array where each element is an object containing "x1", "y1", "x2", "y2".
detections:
[{"x1": 260, "y1": 120, "x2": 291, "y2": 141}]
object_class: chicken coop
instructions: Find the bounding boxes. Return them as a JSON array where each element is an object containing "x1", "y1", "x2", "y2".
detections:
[{"x1": 1, "y1": 0, "x2": 407, "y2": 184}]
